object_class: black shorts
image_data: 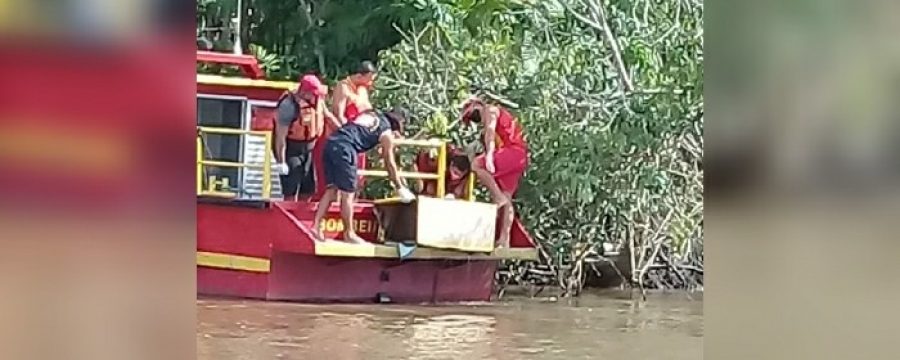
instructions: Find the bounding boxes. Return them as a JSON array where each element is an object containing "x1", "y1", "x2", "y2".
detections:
[{"x1": 281, "y1": 139, "x2": 316, "y2": 197}]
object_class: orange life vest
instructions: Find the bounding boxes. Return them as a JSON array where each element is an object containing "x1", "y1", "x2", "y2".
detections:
[{"x1": 282, "y1": 91, "x2": 324, "y2": 141}]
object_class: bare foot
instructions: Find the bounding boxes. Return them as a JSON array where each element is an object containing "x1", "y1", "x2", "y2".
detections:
[
  {"x1": 496, "y1": 234, "x2": 510, "y2": 249},
  {"x1": 311, "y1": 225, "x2": 326, "y2": 242},
  {"x1": 344, "y1": 231, "x2": 368, "y2": 245}
]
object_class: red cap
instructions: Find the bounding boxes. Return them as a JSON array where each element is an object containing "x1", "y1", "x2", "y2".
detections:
[{"x1": 299, "y1": 74, "x2": 327, "y2": 97}]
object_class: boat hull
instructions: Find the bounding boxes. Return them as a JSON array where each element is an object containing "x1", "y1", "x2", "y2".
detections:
[
  {"x1": 197, "y1": 199, "x2": 530, "y2": 303},
  {"x1": 198, "y1": 252, "x2": 497, "y2": 303}
]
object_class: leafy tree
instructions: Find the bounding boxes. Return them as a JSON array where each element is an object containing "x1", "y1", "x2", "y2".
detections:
[
  {"x1": 197, "y1": 0, "x2": 429, "y2": 79},
  {"x1": 373, "y1": 0, "x2": 703, "y2": 293}
]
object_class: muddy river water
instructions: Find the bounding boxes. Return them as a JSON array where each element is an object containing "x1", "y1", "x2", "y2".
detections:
[{"x1": 198, "y1": 291, "x2": 703, "y2": 360}]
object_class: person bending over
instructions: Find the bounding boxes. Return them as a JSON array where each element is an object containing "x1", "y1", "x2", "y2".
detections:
[
  {"x1": 460, "y1": 96, "x2": 529, "y2": 248},
  {"x1": 311, "y1": 107, "x2": 414, "y2": 243}
]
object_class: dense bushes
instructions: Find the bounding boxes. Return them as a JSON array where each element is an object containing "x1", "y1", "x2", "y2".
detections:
[{"x1": 372, "y1": 0, "x2": 703, "y2": 293}]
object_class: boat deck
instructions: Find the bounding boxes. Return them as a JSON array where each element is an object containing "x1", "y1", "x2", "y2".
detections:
[{"x1": 314, "y1": 241, "x2": 538, "y2": 260}]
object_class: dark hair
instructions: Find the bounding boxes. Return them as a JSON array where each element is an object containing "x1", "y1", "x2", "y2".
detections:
[
  {"x1": 356, "y1": 60, "x2": 377, "y2": 75},
  {"x1": 463, "y1": 108, "x2": 482, "y2": 123},
  {"x1": 384, "y1": 106, "x2": 409, "y2": 133},
  {"x1": 449, "y1": 155, "x2": 471, "y2": 173}
]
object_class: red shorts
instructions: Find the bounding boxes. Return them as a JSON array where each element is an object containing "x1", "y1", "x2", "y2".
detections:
[{"x1": 475, "y1": 146, "x2": 528, "y2": 195}]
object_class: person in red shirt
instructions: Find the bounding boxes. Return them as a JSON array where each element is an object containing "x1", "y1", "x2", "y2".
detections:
[
  {"x1": 414, "y1": 146, "x2": 471, "y2": 199},
  {"x1": 460, "y1": 96, "x2": 529, "y2": 248}
]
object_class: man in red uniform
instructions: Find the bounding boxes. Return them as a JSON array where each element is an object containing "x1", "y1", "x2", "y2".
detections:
[{"x1": 460, "y1": 96, "x2": 529, "y2": 248}]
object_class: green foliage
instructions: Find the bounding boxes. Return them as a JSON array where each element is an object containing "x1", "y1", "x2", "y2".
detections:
[
  {"x1": 197, "y1": 0, "x2": 430, "y2": 80},
  {"x1": 249, "y1": 44, "x2": 282, "y2": 74},
  {"x1": 372, "y1": 0, "x2": 704, "y2": 290}
]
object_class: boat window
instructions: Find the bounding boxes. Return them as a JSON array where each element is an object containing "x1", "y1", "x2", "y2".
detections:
[{"x1": 197, "y1": 96, "x2": 245, "y2": 187}]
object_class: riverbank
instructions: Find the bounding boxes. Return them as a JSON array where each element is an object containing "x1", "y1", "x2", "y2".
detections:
[{"x1": 497, "y1": 286, "x2": 704, "y2": 302}]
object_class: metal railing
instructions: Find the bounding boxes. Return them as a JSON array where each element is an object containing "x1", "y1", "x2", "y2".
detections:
[
  {"x1": 197, "y1": 126, "x2": 273, "y2": 199},
  {"x1": 464, "y1": 170, "x2": 476, "y2": 201},
  {"x1": 196, "y1": 128, "x2": 474, "y2": 202},
  {"x1": 359, "y1": 138, "x2": 475, "y2": 201}
]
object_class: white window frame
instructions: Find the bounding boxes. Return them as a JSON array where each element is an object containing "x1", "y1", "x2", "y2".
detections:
[
  {"x1": 244, "y1": 99, "x2": 279, "y2": 131},
  {"x1": 197, "y1": 93, "x2": 248, "y2": 189},
  {"x1": 240, "y1": 99, "x2": 280, "y2": 191}
]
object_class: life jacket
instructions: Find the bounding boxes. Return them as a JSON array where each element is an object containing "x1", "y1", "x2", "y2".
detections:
[
  {"x1": 281, "y1": 91, "x2": 324, "y2": 141},
  {"x1": 492, "y1": 107, "x2": 527, "y2": 150},
  {"x1": 339, "y1": 78, "x2": 371, "y2": 122}
]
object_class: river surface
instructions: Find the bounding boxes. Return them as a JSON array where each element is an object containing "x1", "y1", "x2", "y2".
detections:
[{"x1": 197, "y1": 291, "x2": 703, "y2": 360}]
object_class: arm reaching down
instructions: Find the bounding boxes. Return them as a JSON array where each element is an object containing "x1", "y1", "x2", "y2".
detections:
[
  {"x1": 379, "y1": 133, "x2": 406, "y2": 189},
  {"x1": 481, "y1": 105, "x2": 500, "y2": 173},
  {"x1": 379, "y1": 132, "x2": 414, "y2": 201},
  {"x1": 274, "y1": 125, "x2": 289, "y2": 163},
  {"x1": 273, "y1": 95, "x2": 298, "y2": 174}
]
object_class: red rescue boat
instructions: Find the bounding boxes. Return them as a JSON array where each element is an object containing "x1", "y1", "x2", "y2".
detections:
[{"x1": 196, "y1": 51, "x2": 538, "y2": 303}]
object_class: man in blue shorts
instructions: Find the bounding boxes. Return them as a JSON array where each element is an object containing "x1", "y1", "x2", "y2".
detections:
[{"x1": 311, "y1": 107, "x2": 415, "y2": 243}]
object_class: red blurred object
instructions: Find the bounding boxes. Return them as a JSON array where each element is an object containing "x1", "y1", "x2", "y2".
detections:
[
  {"x1": 0, "y1": 43, "x2": 195, "y2": 213},
  {"x1": 196, "y1": 51, "x2": 265, "y2": 79}
]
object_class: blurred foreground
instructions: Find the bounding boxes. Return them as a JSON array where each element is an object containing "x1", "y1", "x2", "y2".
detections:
[{"x1": 706, "y1": 1, "x2": 900, "y2": 359}]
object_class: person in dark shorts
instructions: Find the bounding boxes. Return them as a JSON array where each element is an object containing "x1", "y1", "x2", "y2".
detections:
[
  {"x1": 273, "y1": 74, "x2": 339, "y2": 201},
  {"x1": 311, "y1": 107, "x2": 415, "y2": 243}
]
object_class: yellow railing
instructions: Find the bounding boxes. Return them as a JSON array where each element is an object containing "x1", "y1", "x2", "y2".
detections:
[
  {"x1": 197, "y1": 126, "x2": 273, "y2": 199},
  {"x1": 195, "y1": 129, "x2": 475, "y2": 202},
  {"x1": 360, "y1": 138, "x2": 475, "y2": 201},
  {"x1": 465, "y1": 171, "x2": 476, "y2": 201}
]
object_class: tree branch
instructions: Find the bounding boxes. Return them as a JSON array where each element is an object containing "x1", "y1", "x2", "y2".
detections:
[
  {"x1": 561, "y1": 1, "x2": 605, "y2": 32},
  {"x1": 583, "y1": 0, "x2": 634, "y2": 92}
]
